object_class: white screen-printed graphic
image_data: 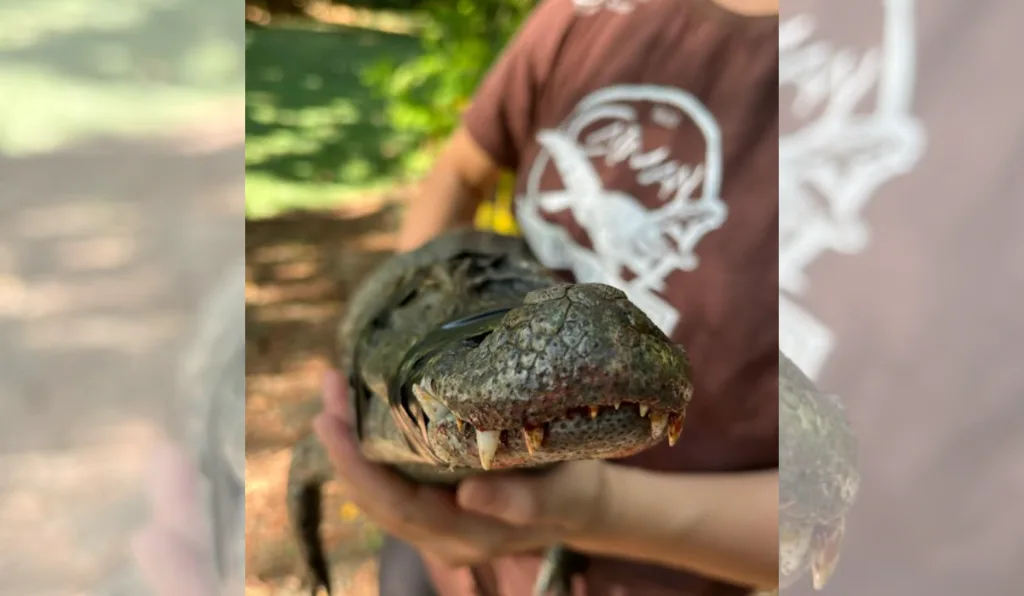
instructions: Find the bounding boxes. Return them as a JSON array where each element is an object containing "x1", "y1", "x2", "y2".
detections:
[
  {"x1": 517, "y1": 85, "x2": 727, "y2": 337},
  {"x1": 779, "y1": 0, "x2": 926, "y2": 380},
  {"x1": 571, "y1": 0, "x2": 650, "y2": 15}
]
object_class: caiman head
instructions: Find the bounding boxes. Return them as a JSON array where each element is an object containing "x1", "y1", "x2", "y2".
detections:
[{"x1": 391, "y1": 283, "x2": 694, "y2": 471}]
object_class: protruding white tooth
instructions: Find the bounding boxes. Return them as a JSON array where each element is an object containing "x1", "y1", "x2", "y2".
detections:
[
  {"x1": 412, "y1": 383, "x2": 449, "y2": 421},
  {"x1": 588, "y1": 406, "x2": 600, "y2": 419},
  {"x1": 476, "y1": 430, "x2": 501, "y2": 470},
  {"x1": 638, "y1": 404, "x2": 649, "y2": 417},
  {"x1": 614, "y1": 402, "x2": 621, "y2": 410},
  {"x1": 649, "y1": 412, "x2": 668, "y2": 438},
  {"x1": 522, "y1": 426, "x2": 545, "y2": 455}
]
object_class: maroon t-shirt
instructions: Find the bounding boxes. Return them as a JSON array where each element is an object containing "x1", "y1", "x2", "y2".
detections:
[
  {"x1": 781, "y1": 1, "x2": 1024, "y2": 594},
  {"x1": 427, "y1": 1, "x2": 780, "y2": 595}
]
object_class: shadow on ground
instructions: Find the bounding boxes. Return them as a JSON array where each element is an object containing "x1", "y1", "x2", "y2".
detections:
[{"x1": 244, "y1": 201, "x2": 403, "y2": 593}]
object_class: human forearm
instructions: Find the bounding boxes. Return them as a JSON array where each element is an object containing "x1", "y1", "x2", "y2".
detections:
[
  {"x1": 396, "y1": 167, "x2": 484, "y2": 252},
  {"x1": 396, "y1": 126, "x2": 501, "y2": 253},
  {"x1": 567, "y1": 466, "x2": 779, "y2": 590}
]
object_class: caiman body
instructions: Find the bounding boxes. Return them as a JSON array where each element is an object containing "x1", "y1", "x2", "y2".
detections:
[
  {"x1": 778, "y1": 351, "x2": 860, "y2": 592},
  {"x1": 287, "y1": 228, "x2": 694, "y2": 595}
]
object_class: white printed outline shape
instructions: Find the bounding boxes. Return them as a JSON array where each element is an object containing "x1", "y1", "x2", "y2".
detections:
[
  {"x1": 571, "y1": 0, "x2": 650, "y2": 15},
  {"x1": 517, "y1": 84, "x2": 726, "y2": 336},
  {"x1": 779, "y1": 0, "x2": 926, "y2": 380}
]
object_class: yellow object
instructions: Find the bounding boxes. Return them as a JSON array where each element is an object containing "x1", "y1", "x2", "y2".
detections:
[
  {"x1": 474, "y1": 172, "x2": 521, "y2": 237},
  {"x1": 339, "y1": 501, "x2": 362, "y2": 522}
]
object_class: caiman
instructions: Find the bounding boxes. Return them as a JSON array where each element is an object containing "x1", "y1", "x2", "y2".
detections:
[
  {"x1": 778, "y1": 351, "x2": 860, "y2": 592},
  {"x1": 187, "y1": 262, "x2": 245, "y2": 590},
  {"x1": 286, "y1": 228, "x2": 694, "y2": 596}
]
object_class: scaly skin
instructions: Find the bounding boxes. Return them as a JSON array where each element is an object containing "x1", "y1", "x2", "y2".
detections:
[
  {"x1": 287, "y1": 228, "x2": 693, "y2": 595},
  {"x1": 778, "y1": 351, "x2": 860, "y2": 591}
]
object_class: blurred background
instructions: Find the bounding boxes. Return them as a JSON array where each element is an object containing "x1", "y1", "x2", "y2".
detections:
[
  {"x1": 243, "y1": 0, "x2": 526, "y2": 593},
  {"x1": 781, "y1": 1, "x2": 1024, "y2": 595},
  {"x1": 0, "y1": 0, "x2": 242, "y2": 593}
]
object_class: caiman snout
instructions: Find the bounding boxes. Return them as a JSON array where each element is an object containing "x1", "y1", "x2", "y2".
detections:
[{"x1": 413, "y1": 378, "x2": 686, "y2": 470}]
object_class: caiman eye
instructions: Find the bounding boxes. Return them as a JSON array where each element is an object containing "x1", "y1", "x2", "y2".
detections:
[{"x1": 463, "y1": 332, "x2": 489, "y2": 347}]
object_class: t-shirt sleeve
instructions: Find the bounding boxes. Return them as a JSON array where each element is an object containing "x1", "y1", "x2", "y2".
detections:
[{"x1": 462, "y1": 0, "x2": 576, "y2": 170}]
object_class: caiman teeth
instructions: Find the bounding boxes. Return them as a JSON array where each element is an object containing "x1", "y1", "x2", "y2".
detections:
[
  {"x1": 412, "y1": 383, "x2": 449, "y2": 421},
  {"x1": 649, "y1": 412, "x2": 668, "y2": 439},
  {"x1": 522, "y1": 427, "x2": 545, "y2": 455},
  {"x1": 667, "y1": 413, "x2": 684, "y2": 446},
  {"x1": 639, "y1": 405, "x2": 650, "y2": 417},
  {"x1": 614, "y1": 402, "x2": 621, "y2": 410},
  {"x1": 476, "y1": 430, "x2": 501, "y2": 470},
  {"x1": 588, "y1": 406, "x2": 600, "y2": 419}
]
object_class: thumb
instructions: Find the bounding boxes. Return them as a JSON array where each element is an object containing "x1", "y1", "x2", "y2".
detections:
[
  {"x1": 456, "y1": 461, "x2": 605, "y2": 531},
  {"x1": 322, "y1": 368, "x2": 354, "y2": 426}
]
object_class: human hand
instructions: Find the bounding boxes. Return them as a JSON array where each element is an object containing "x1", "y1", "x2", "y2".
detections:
[
  {"x1": 130, "y1": 439, "x2": 221, "y2": 596},
  {"x1": 313, "y1": 369, "x2": 611, "y2": 567}
]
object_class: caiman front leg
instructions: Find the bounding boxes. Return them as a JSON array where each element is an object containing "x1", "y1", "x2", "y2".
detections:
[
  {"x1": 534, "y1": 544, "x2": 589, "y2": 596},
  {"x1": 286, "y1": 432, "x2": 334, "y2": 595}
]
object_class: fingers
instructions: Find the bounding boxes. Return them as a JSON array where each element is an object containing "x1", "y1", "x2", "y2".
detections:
[
  {"x1": 458, "y1": 475, "x2": 539, "y2": 525},
  {"x1": 134, "y1": 439, "x2": 218, "y2": 596},
  {"x1": 313, "y1": 413, "x2": 433, "y2": 536},
  {"x1": 313, "y1": 413, "x2": 416, "y2": 502},
  {"x1": 315, "y1": 369, "x2": 546, "y2": 561},
  {"x1": 131, "y1": 526, "x2": 218, "y2": 596},
  {"x1": 145, "y1": 440, "x2": 210, "y2": 551},
  {"x1": 322, "y1": 368, "x2": 352, "y2": 425},
  {"x1": 457, "y1": 460, "x2": 607, "y2": 533}
]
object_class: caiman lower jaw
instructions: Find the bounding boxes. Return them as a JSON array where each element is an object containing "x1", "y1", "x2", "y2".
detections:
[
  {"x1": 413, "y1": 383, "x2": 684, "y2": 470},
  {"x1": 810, "y1": 520, "x2": 845, "y2": 590}
]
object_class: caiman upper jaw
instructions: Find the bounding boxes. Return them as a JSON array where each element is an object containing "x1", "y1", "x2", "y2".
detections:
[
  {"x1": 413, "y1": 380, "x2": 685, "y2": 470},
  {"x1": 412, "y1": 383, "x2": 450, "y2": 421}
]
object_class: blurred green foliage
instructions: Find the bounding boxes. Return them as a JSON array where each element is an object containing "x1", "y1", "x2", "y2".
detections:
[
  {"x1": 245, "y1": 22, "x2": 422, "y2": 218},
  {"x1": 244, "y1": 0, "x2": 533, "y2": 218},
  {"x1": 361, "y1": 0, "x2": 534, "y2": 150},
  {"x1": 249, "y1": 0, "x2": 429, "y2": 13}
]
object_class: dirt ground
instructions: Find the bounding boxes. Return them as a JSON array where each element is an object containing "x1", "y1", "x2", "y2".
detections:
[
  {"x1": 244, "y1": 196, "x2": 405, "y2": 595},
  {"x1": 0, "y1": 110, "x2": 244, "y2": 595}
]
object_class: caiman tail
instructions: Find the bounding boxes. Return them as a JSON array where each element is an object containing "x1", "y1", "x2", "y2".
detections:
[{"x1": 286, "y1": 432, "x2": 333, "y2": 595}]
